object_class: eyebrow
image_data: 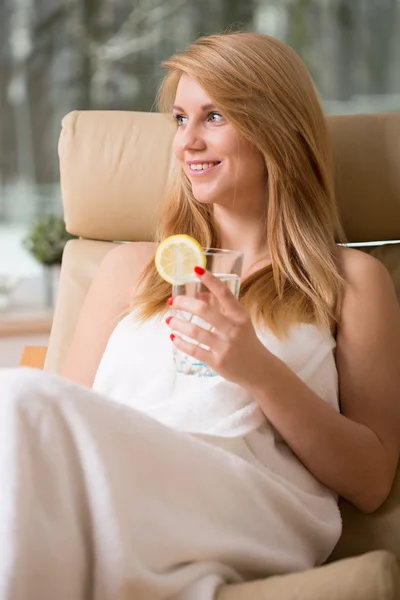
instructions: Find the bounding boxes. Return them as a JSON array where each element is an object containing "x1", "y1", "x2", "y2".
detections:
[{"x1": 172, "y1": 103, "x2": 217, "y2": 112}]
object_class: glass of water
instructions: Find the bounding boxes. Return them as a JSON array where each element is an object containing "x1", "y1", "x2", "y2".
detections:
[{"x1": 171, "y1": 248, "x2": 244, "y2": 377}]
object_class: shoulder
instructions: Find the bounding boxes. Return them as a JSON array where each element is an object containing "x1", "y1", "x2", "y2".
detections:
[
  {"x1": 335, "y1": 244, "x2": 395, "y2": 299},
  {"x1": 100, "y1": 241, "x2": 157, "y2": 291},
  {"x1": 102, "y1": 241, "x2": 157, "y2": 268},
  {"x1": 334, "y1": 244, "x2": 400, "y2": 367},
  {"x1": 334, "y1": 244, "x2": 398, "y2": 338}
]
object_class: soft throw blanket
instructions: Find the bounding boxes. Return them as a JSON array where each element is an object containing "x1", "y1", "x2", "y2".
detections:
[{"x1": 0, "y1": 367, "x2": 341, "y2": 599}]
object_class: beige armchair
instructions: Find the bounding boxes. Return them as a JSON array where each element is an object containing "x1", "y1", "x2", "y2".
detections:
[{"x1": 23, "y1": 110, "x2": 400, "y2": 599}]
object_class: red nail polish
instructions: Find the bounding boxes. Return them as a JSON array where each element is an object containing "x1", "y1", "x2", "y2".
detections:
[
  {"x1": 166, "y1": 316, "x2": 172, "y2": 325},
  {"x1": 194, "y1": 266, "x2": 205, "y2": 276},
  {"x1": 170, "y1": 333, "x2": 175, "y2": 341},
  {"x1": 168, "y1": 297, "x2": 174, "y2": 306}
]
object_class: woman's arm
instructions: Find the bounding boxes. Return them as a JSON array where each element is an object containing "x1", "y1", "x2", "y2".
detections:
[
  {"x1": 61, "y1": 242, "x2": 156, "y2": 388},
  {"x1": 249, "y1": 248, "x2": 400, "y2": 513}
]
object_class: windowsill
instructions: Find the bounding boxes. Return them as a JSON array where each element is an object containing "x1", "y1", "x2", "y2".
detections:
[
  {"x1": 0, "y1": 308, "x2": 53, "y2": 337},
  {"x1": 0, "y1": 271, "x2": 55, "y2": 337}
]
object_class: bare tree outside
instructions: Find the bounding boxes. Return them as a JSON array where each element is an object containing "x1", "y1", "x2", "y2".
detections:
[{"x1": 0, "y1": 0, "x2": 399, "y2": 228}]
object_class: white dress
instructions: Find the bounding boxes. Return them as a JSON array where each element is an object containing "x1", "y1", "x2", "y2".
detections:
[{"x1": 0, "y1": 311, "x2": 341, "y2": 600}]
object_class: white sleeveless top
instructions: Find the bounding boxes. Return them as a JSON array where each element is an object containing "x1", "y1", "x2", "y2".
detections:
[
  {"x1": 93, "y1": 311, "x2": 339, "y2": 491},
  {"x1": 93, "y1": 311, "x2": 338, "y2": 436}
]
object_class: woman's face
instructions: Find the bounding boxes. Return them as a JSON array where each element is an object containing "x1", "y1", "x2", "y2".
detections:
[{"x1": 172, "y1": 75, "x2": 267, "y2": 209}]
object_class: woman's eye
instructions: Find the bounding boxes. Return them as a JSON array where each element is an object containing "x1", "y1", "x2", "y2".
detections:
[
  {"x1": 208, "y1": 112, "x2": 224, "y2": 123},
  {"x1": 172, "y1": 112, "x2": 224, "y2": 126},
  {"x1": 173, "y1": 114, "x2": 187, "y2": 126}
]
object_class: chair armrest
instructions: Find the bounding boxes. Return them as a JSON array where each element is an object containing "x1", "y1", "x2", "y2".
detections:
[
  {"x1": 20, "y1": 346, "x2": 48, "y2": 369},
  {"x1": 217, "y1": 550, "x2": 400, "y2": 600}
]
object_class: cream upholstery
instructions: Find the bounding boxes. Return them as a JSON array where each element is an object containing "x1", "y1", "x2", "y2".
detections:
[
  {"x1": 46, "y1": 110, "x2": 400, "y2": 599},
  {"x1": 326, "y1": 113, "x2": 400, "y2": 243},
  {"x1": 217, "y1": 551, "x2": 400, "y2": 600},
  {"x1": 59, "y1": 111, "x2": 175, "y2": 241}
]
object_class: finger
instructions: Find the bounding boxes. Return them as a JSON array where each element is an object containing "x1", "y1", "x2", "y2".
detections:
[
  {"x1": 170, "y1": 295, "x2": 230, "y2": 334},
  {"x1": 193, "y1": 267, "x2": 243, "y2": 316},
  {"x1": 170, "y1": 332, "x2": 216, "y2": 370},
  {"x1": 166, "y1": 315, "x2": 224, "y2": 352}
]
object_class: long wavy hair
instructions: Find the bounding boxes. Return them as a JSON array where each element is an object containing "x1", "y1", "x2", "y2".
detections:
[{"x1": 131, "y1": 32, "x2": 346, "y2": 337}]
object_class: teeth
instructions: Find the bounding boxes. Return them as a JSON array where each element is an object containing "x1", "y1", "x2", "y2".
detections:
[{"x1": 189, "y1": 162, "x2": 218, "y2": 171}]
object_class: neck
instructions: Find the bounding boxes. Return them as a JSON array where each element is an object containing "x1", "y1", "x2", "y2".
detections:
[{"x1": 213, "y1": 204, "x2": 270, "y2": 278}]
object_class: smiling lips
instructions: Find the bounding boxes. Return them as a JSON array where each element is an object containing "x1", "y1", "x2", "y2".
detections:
[{"x1": 187, "y1": 161, "x2": 221, "y2": 176}]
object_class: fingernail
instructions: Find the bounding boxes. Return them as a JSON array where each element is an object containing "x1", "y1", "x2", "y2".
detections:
[
  {"x1": 170, "y1": 333, "x2": 175, "y2": 341},
  {"x1": 168, "y1": 297, "x2": 174, "y2": 306},
  {"x1": 194, "y1": 266, "x2": 205, "y2": 276},
  {"x1": 166, "y1": 316, "x2": 172, "y2": 325}
]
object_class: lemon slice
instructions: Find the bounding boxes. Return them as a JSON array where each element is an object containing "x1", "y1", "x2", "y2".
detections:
[{"x1": 155, "y1": 234, "x2": 206, "y2": 284}]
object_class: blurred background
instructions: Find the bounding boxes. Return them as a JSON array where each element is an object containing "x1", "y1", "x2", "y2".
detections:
[{"x1": 0, "y1": 0, "x2": 400, "y2": 363}]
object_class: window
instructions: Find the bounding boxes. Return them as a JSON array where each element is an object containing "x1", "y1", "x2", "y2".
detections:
[{"x1": 1, "y1": 0, "x2": 399, "y2": 308}]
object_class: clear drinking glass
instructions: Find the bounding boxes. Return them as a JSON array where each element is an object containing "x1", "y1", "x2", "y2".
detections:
[{"x1": 171, "y1": 248, "x2": 244, "y2": 377}]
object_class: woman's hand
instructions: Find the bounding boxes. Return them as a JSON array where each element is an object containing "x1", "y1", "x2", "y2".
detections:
[{"x1": 166, "y1": 266, "x2": 270, "y2": 389}]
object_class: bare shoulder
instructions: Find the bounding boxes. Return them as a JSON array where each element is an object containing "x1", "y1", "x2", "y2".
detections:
[
  {"x1": 102, "y1": 241, "x2": 157, "y2": 289},
  {"x1": 335, "y1": 244, "x2": 393, "y2": 289},
  {"x1": 108, "y1": 240, "x2": 157, "y2": 262},
  {"x1": 335, "y1": 243, "x2": 399, "y2": 352},
  {"x1": 96, "y1": 240, "x2": 160, "y2": 297},
  {"x1": 334, "y1": 245, "x2": 398, "y2": 320}
]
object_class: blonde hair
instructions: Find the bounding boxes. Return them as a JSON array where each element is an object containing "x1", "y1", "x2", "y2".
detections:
[{"x1": 132, "y1": 31, "x2": 346, "y2": 337}]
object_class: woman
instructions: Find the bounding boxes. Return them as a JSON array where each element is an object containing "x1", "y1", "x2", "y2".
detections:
[{"x1": 1, "y1": 32, "x2": 399, "y2": 600}]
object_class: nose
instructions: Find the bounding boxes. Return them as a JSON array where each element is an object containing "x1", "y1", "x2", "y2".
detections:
[{"x1": 179, "y1": 122, "x2": 206, "y2": 153}]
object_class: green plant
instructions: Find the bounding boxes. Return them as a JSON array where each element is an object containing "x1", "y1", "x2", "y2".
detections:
[{"x1": 22, "y1": 213, "x2": 77, "y2": 266}]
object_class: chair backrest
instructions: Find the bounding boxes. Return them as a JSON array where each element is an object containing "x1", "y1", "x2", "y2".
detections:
[{"x1": 49, "y1": 110, "x2": 400, "y2": 563}]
